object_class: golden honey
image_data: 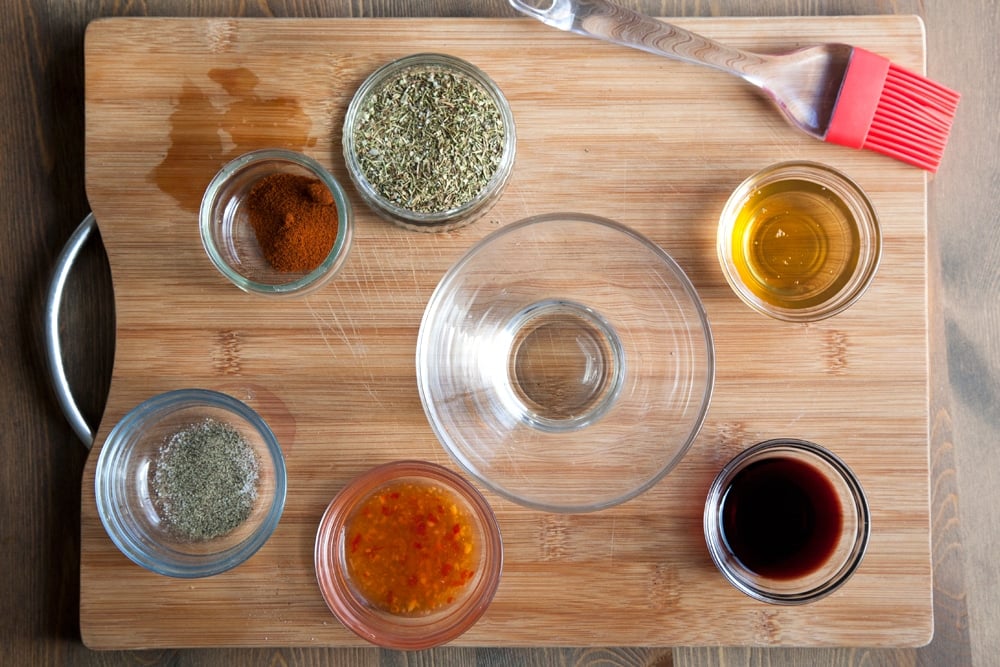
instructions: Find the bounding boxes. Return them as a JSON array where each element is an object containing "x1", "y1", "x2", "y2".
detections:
[
  {"x1": 730, "y1": 179, "x2": 860, "y2": 309},
  {"x1": 718, "y1": 162, "x2": 881, "y2": 321}
]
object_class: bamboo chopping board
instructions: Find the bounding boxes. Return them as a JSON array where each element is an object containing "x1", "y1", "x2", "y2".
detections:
[{"x1": 81, "y1": 16, "x2": 932, "y2": 648}]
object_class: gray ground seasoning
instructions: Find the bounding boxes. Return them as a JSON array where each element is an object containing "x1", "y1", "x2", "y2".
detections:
[
  {"x1": 353, "y1": 65, "x2": 505, "y2": 213},
  {"x1": 152, "y1": 418, "x2": 259, "y2": 542}
]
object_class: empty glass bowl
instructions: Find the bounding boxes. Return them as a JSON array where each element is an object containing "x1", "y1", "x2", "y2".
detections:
[
  {"x1": 314, "y1": 460, "x2": 503, "y2": 649},
  {"x1": 417, "y1": 213, "x2": 715, "y2": 513},
  {"x1": 200, "y1": 148, "x2": 354, "y2": 296},
  {"x1": 94, "y1": 388, "x2": 287, "y2": 578}
]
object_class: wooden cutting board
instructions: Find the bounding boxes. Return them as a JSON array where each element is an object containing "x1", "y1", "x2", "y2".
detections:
[{"x1": 81, "y1": 16, "x2": 932, "y2": 648}]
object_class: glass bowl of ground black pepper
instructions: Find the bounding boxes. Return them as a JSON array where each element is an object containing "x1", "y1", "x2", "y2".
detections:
[
  {"x1": 314, "y1": 460, "x2": 503, "y2": 649},
  {"x1": 343, "y1": 53, "x2": 516, "y2": 232},
  {"x1": 94, "y1": 388, "x2": 287, "y2": 578},
  {"x1": 200, "y1": 148, "x2": 354, "y2": 297}
]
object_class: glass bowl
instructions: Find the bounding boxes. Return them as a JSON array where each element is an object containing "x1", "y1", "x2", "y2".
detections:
[
  {"x1": 343, "y1": 53, "x2": 516, "y2": 232},
  {"x1": 200, "y1": 148, "x2": 354, "y2": 296},
  {"x1": 417, "y1": 213, "x2": 715, "y2": 513},
  {"x1": 717, "y1": 161, "x2": 881, "y2": 321},
  {"x1": 703, "y1": 438, "x2": 870, "y2": 604},
  {"x1": 94, "y1": 388, "x2": 287, "y2": 578},
  {"x1": 314, "y1": 460, "x2": 503, "y2": 649}
]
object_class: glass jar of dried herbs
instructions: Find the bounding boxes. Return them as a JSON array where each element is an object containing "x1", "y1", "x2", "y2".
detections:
[{"x1": 343, "y1": 53, "x2": 517, "y2": 232}]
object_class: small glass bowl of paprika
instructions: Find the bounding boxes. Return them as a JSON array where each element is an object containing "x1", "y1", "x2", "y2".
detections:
[
  {"x1": 314, "y1": 460, "x2": 503, "y2": 649},
  {"x1": 200, "y1": 148, "x2": 354, "y2": 297}
]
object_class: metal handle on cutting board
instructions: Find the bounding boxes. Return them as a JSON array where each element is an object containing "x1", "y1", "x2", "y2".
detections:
[{"x1": 45, "y1": 213, "x2": 98, "y2": 448}]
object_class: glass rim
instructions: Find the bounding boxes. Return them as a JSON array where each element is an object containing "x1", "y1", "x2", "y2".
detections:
[{"x1": 416, "y1": 212, "x2": 716, "y2": 513}]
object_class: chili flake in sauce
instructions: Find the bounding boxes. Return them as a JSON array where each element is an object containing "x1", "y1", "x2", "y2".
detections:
[{"x1": 344, "y1": 480, "x2": 478, "y2": 616}]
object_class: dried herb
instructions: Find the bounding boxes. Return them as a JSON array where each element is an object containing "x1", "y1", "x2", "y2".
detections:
[
  {"x1": 353, "y1": 65, "x2": 505, "y2": 214},
  {"x1": 152, "y1": 419, "x2": 259, "y2": 542}
]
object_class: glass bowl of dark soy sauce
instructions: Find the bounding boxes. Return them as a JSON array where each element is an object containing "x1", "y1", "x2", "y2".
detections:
[{"x1": 703, "y1": 438, "x2": 870, "y2": 604}]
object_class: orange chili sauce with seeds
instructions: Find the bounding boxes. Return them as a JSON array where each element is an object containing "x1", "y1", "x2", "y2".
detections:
[{"x1": 344, "y1": 480, "x2": 479, "y2": 616}]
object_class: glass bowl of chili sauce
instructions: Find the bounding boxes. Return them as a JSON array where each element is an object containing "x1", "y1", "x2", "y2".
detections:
[
  {"x1": 199, "y1": 148, "x2": 354, "y2": 297},
  {"x1": 314, "y1": 460, "x2": 503, "y2": 649}
]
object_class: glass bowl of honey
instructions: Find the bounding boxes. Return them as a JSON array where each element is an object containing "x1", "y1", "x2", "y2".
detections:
[
  {"x1": 314, "y1": 460, "x2": 503, "y2": 649},
  {"x1": 717, "y1": 161, "x2": 881, "y2": 321},
  {"x1": 703, "y1": 438, "x2": 870, "y2": 604}
]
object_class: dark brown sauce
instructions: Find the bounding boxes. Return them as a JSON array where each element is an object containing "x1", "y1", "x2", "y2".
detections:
[
  {"x1": 720, "y1": 457, "x2": 843, "y2": 580},
  {"x1": 150, "y1": 67, "x2": 317, "y2": 213}
]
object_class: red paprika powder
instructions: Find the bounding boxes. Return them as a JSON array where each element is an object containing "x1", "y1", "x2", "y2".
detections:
[{"x1": 245, "y1": 172, "x2": 339, "y2": 273}]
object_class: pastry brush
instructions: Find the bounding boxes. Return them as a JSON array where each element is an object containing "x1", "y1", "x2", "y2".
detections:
[{"x1": 509, "y1": 0, "x2": 959, "y2": 172}]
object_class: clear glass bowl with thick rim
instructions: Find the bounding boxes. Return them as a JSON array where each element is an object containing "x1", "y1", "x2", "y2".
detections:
[
  {"x1": 703, "y1": 438, "x2": 870, "y2": 604},
  {"x1": 717, "y1": 160, "x2": 881, "y2": 322},
  {"x1": 200, "y1": 148, "x2": 354, "y2": 297},
  {"x1": 94, "y1": 388, "x2": 287, "y2": 578},
  {"x1": 416, "y1": 213, "x2": 715, "y2": 513},
  {"x1": 314, "y1": 460, "x2": 503, "y2": 650},
  {"x1": 342, "y1": 53, "x2": 517, "y2": 232}
]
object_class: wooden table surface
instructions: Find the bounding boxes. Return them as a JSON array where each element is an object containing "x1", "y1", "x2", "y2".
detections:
[{"x1": 1, "y1": 1, "x2": 994, "y2": 666}]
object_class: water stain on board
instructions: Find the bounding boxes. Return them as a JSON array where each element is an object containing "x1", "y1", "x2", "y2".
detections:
[
  {"x1": 215, "y1": 380, "x2": 298, "y2": 456},
  {"x1": 151, "y1": 67, "x2": 318, "y2": 213}
]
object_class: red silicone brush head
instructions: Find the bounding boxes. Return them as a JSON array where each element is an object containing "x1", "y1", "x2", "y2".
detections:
[
  {"x1": 863, "y1": 63, "x2": 960, "y2": 172},
  {"x1": 826, "y1": 48, "x2": 959, "y2": 173}
]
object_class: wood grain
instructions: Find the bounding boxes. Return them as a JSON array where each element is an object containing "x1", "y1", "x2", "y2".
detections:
[
  {"x1": 81, "y1": 16, "x2": 931, "y2": 650},
  {"x1": 923, "y1": 2, "x2": 998, "y2": 666}
]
